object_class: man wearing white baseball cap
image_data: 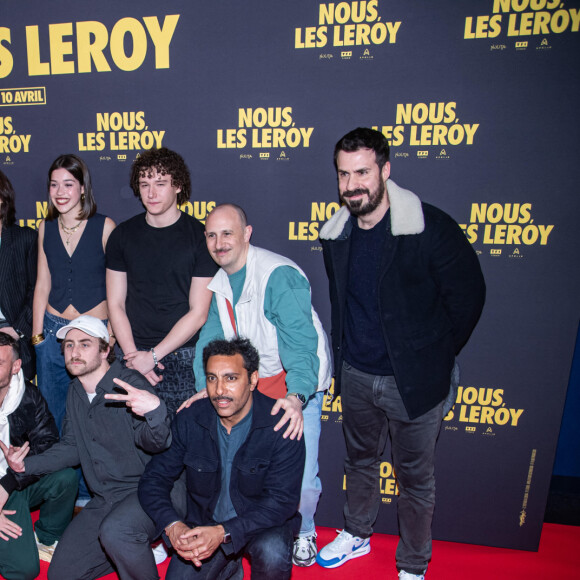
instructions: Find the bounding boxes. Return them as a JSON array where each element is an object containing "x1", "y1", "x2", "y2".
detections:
[
  {"x1": 55, "y1": 313, "x2": 112, "y2": 342},
  {"x1": 4, "y1": 314, "x2": 173, "y2": 580}
]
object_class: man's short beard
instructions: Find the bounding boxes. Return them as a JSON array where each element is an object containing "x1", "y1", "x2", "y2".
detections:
[{"x1": 341, "y1": 178, "x2": 385, "y2": 217}]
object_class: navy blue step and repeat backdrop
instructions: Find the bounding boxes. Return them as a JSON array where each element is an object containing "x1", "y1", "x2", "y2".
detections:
[{"x1": 2, "y1": 0, "x2": 579, "y2": 551}]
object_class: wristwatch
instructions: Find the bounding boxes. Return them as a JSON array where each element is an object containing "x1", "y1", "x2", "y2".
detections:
[
  {"x1": 286, "y1": 392, "x2": 307, "y2": 407},
  {"x1": 222, "y1": 531, "x2": 232, "y2": 544}
]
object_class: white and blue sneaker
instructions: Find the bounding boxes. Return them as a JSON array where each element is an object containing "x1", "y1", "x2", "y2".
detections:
[{"x1": 316, "y1": 529, "x2": 371, "y2": 568}]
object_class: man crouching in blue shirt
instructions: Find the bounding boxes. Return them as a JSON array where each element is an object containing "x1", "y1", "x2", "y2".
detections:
[{"x1": 138, "y1": 337, "x2": 305, "y2": 580}]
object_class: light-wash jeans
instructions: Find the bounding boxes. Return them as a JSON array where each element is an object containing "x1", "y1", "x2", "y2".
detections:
[{"x1": 298, "y1": 390, "x2": 324, "y2": 537}]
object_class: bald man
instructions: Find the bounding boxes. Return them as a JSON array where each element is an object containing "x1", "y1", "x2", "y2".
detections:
[{"x1": 185, "y1": 204, "x2": 331, "y2": 567}]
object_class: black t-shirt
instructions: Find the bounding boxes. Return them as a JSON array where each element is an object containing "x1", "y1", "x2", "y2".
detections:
[{"x1": 105, "y1": 212, "x2": 218, "y2": 348}]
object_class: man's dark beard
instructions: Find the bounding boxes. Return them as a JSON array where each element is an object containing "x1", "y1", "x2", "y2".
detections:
[{"x1": 341, "y1": 179, "x2": 385, "y2": 217}]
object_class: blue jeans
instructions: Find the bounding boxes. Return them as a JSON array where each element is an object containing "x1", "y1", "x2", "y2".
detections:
[
  {"x1": 341, "y1": 362, "x2": 444, "y2": 576},
  {"x1": 35, "y1": 312, "x2": 72, "y2": 433},
  {"x1": 298, "y1": 391, "x2": 324, "y2": 537},
  {"x1": 166, "y1": 522, "x2": 294, "y2": 580}
]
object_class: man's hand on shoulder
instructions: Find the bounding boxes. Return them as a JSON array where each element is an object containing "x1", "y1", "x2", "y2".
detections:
[
  {"x1": 0, "y1": 440, "x2": 29, "y2": 473},
  {"x1": 177, "y1": 388, "x2": 208, "y2": 413},
  {"x1": 104, "y1": 379, "x2": 161, "y2": 416},
  {"x1": 272, "y1": 395, "x2": 304, "y2": 440}
]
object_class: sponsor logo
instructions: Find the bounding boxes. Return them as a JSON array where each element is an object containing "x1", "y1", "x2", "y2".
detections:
[
  {"x1": 360, "y1": 48, "x2": 373, "y2": 60},
  {"x1": 509, "y1": 247, "x2": 524, "y2": 259},
  {"x1": 536, "y1": 37, "x2": 552, "y2": 50}
]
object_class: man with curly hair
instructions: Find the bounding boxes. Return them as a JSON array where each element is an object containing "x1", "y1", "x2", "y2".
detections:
[{"x1": 106, "y1": 148, "x2": 218, "y2": 415}]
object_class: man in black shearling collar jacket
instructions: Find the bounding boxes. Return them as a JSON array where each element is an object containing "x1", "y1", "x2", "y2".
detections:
[
  {"x1": 0, "y1": 333, "x2": 77, "y2": 580},
  {"x1": 317, "y1": 128, "x2": 485, "y2": 579}
]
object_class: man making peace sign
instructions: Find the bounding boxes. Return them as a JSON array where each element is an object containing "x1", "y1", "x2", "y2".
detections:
[{"x1": 5, "y1": 315, "x2": 172, "y2": 580}]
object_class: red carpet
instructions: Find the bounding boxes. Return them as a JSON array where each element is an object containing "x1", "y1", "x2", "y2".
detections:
[{"x1": 10, "y1": 523, "x2": 577, "y2": 579}]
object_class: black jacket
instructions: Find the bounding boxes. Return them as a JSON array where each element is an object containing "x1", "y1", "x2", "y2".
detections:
[
  {"x1": 1, "y1": 380, "x2": 58, "y2": 494},
  {"x1": 24, "y1": 361, "x2": 171, "y2": 503},
  {"x1": 320, "y1": 180, "x2": 486, "y2": 419},
  {"x1": 0, "y1": 224, "x2": 38, "y2": 379},
  {"x1": 139, "y1": 390, "x2": 305, "y2": 554}
]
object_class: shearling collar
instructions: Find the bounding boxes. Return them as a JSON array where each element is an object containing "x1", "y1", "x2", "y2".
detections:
[{"x1": 319, "y1": 179, "x2": 425, "y2": 240}]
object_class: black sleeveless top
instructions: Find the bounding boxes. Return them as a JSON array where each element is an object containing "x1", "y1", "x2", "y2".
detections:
[{"x1": 44, "y1": 213, "x2": 107, "y2": 312}]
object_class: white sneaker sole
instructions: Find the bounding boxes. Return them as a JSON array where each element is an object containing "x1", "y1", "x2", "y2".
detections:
[
  {"x1": 293, "y1": 557, "x2": 317, "y2": 567},
  {"x1": 316, "y1": 542, "x2": 371, "y2": 569}
]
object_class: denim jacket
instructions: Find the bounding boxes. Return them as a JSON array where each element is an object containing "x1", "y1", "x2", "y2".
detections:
[{"x1": 139, "y1": 390, "x2": 305, "y2": 554}]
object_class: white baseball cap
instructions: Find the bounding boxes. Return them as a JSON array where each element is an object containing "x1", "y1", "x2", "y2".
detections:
[{"x1": 56, "y1": 315, "x2": 110, "y2": 342}]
